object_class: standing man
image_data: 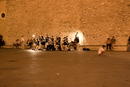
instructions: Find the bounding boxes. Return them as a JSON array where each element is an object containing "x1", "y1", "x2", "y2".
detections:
[
  {"x1": 111, "y1": 36, "x2": 116, "y2": 50},
  {"x1": 127, "y1": 36, "x2": 130, "y2": 51},
  {"x1": 74, "y1": 32, "x2": 79, "y2": 50},
  {"x1": 106, "y1": 38, "x2": 111, "y2": 51},
  {"x1": 21, "y1": 36, "x2": 25, "y2": 49}
]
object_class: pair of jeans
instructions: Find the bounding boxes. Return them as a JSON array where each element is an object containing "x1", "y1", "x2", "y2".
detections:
[{"x1": 106, "y1": 44, "x2": 111, "y2": 50}]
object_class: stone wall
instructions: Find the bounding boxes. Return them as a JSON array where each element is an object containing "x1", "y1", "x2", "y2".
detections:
[
  {"x1": 0, "y1": 0, "x2": 7, "y2": 42},
  {"x1": 0, "y1": 0, "x2": 130, "y2": 47}
]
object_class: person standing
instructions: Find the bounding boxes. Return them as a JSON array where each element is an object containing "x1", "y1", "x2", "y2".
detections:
[
  {"x1": 106, "y1": 38, "x2": 111, "y2": 51},
  {"x1": 21, "y1": 36, "x2": 25, "y2": 49},
  {"x1": 127, "y1": 36, "x2": 130, "y2": 51},
  {"x1": 111, "y1": 36, "x2": 116, "y2": 50},
  {"x1": 74, "y1": 32, "x2": 79, "y2": 50}
]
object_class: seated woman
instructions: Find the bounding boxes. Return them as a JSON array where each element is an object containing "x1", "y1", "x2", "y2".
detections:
[
  {"x1": 47, "y1": 38, "x2": 55, "y2": 51},
  {"x1": 41, "y1": 37, "x2": 46, "y2": 49},
  {"x1": 32, "y1": 39, "x2": 39, "y2": 50},
  {"x1": 13, "y1": 39, "x2": 21, "y2": 48},
  {"x1": 29, "y1": 39, "x2": 33, "y2": 48},
  {"x1": 62, "y1": 36, "x2": 68, "y2": 51},
  {"x1": 55, "y1": 36, "x2": 62, "y2": 51},
  {"x1": 55, "y1": 37, "x2": 59, "y2": 51},
  {"x1": 35, "y1": 39, "x2": 39, "y2": 50}
]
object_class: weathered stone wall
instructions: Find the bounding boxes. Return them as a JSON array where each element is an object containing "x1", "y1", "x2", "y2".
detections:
[
  {"x1": 0, "y1": 0, "x2": 130, "y2": 46},
  {"x1": 0, "y1": 0, "x2": 7, "y2": 42}
]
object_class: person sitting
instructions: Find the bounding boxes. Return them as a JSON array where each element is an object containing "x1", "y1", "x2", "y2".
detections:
[
  {"x1": 51, "y1": 36, "x2": 54, "y2": 45},
  {"x1": 13, "y1": 39, "x2": 21, "y2": 48},
  {"x1": 36, "y1": 39, "x2": 40, "y2": 50},
  {"x1": 29, "y1": 39, "x2": 33, "y2": 48},
  {"x1": 26, "y1": 39, "x2": 33, "y2": 49},
  {"x1": 32, "y1": 39, "x2": 39, "y2": 50},
  {"x1": 55, "y1": 36, "x2": 62, "y2": 51},
  {"x1": 41, "y1": 37, "x2": 46, "y2": 49},
  {"x1": 62, "y1": 36, "x2": 69, "y2": 51},
  {"x1": 26, "y1": 39, "x2": 30, "y2": 45},
  {"x1": 45, "y1": 34, "x2": 49, "y2": 48},
  {"x1": 47, "y1": 38, "x2": 55, "y2": 51},
  {"x1": 26, "y1": 39, "x2": 31, "y2": 48}
]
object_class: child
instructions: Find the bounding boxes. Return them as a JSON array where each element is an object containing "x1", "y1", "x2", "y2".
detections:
[{"x1": 98, "y1": 45, "x2": 106, "y2": 55}]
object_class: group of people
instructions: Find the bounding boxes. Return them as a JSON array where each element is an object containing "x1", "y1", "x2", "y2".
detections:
[
  {"x1": 13, "y1": 34, "x2": 130, "y2": 55},
  {"x1": 106, "y1": 36, "x2": 116, "y2": 51},
  {"x1": 98, "y1": 36, "x2": 130, "y2": 55},
  {"x1": 13, "y1": 33, "x2": 80, "y2": 51},
  {"x1": 13, "y1": 36, "x2": 24, "y2": 49},
  {"x1": 98, "y1": 36, "x2": 116, "y2": 55}
]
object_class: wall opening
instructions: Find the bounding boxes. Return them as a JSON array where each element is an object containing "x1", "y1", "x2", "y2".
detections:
[{"x1": 1, "y1": 13, "x2": 5, "y2": 19}]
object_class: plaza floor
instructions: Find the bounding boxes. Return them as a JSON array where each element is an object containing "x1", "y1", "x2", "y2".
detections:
[{"x1": 0, "y1": 49, "x2": 130, "y2": 87}]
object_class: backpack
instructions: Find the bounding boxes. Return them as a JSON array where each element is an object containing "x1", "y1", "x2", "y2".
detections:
[{"x1": 83, "y1": 48, "x2": 90, "y2": 51}]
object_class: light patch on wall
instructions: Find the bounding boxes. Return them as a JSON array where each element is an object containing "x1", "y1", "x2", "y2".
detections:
[
  {"x1": 68, "y1": 31, "x2": 84, "y2": 45},
  {"x1": 32, "y1": 35, "x2": 35, "y2": 37}
]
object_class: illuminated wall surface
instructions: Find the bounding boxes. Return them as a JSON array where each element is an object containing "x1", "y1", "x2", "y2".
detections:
[{"x1": 0, "y1": 0, "x2": 130, "y2": 45}]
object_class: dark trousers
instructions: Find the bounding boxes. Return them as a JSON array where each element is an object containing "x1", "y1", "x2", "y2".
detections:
[
  {"x1": 29, "y1": 42, "x2": 33, "y2": 48},
  {"x1": 47, "y1": 45, "x2": 55, "y2": 51},
  {"x1": 0, "y1": 40, "x2": 3, "y2": 48},
  {"x1": 127, "y1": 44, "x2": 130, "y2": 51},
  {"x1": 106, "y1": 44, "x2": 111, "y2": 50}
]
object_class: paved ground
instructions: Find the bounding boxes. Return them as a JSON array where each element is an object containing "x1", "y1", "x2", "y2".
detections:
[{"x1": 0, "y1": 49, "x2": 130, "y2": 87}]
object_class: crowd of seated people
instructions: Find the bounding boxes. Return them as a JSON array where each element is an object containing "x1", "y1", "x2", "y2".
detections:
[
  {"x1": 31, "y1": 34, "x2": 79, "y2": 51},
  {"x1": 12, "y1": 33, "x2": 79, "y2": 51}
]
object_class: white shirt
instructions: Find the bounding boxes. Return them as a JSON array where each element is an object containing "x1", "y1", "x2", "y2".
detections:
[
  {"x1": 98, "y1": 47, "x2": 105, "y2": 54},
  {"x1": 21, "y1": 37, "x2": 24, "y2": 42}
]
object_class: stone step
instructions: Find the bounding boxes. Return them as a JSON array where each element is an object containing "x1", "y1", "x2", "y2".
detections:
[{"x1": 80, "y1": 45, "x2": 127, "y2": 51}]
